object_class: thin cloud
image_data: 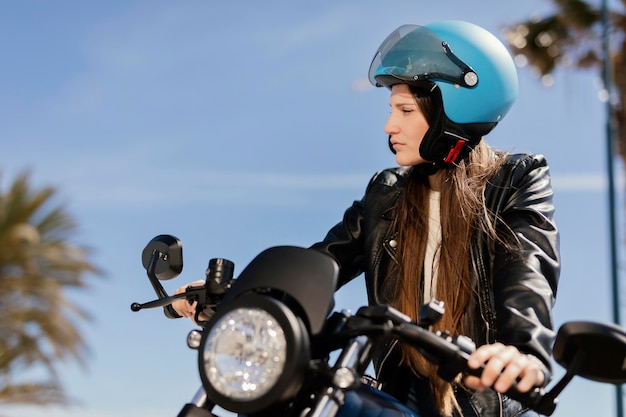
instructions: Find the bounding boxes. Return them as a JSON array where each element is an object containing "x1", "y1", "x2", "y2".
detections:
[
  {"x1": 56, "y1": 166, "x2": 620, "y2": 209},
  {"x1": 255, "y1": 4, "x2": 363, "y2": 55},
  {"x1": 352, "y1": 77, "x2": 373, "y2": 92},
  {"x1": 60, "y1": 169, "x2": 371, "y2": 208},
  {"x1": 551, "y1": 172, "x2": 624, "y2": 192}
]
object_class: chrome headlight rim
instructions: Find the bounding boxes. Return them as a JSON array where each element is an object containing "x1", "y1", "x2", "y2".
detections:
[{"x1": 198, "y1": 294, "x2": 310, "y2": 414}]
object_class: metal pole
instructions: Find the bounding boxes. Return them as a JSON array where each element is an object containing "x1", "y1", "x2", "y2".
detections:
[{"x1": 601, "y1": 0, "x2": 623, "y2": 416}]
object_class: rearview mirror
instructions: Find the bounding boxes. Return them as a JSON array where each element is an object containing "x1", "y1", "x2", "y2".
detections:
[
  {"x1": 554, "y1": 321, "x2": 626, "y2": 384},
  {"x1": 141, "y1": 234, "x2": 183, "y2": 280}
]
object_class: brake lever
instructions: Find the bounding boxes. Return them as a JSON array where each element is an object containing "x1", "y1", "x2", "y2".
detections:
[
  {"x1": 130, "y1": 292, "x2": 188, "y2": 312},
  {"x1": 130, "y1": 285, "x2": 208, "y2": 319}
]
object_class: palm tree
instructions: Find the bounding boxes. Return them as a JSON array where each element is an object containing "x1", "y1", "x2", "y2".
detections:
[
  {"x1": 0, "y1": 172, "x2": 101, "y2": 406},
  {"x1": 502, "y1": 0, "x2": 626, "y2": 160}
]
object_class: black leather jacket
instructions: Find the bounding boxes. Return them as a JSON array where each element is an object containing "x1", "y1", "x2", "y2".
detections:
[{"x1": 311, "y1": 153, "x2": 560, "y2": 417}]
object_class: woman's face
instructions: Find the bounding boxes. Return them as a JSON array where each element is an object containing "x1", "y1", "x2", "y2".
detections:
[{"x1": 385, "y1": 84, "x2": 430, "y2": 167}]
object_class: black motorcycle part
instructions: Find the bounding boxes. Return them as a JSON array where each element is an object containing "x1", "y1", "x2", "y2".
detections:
[
  {"x1": 220, "y1": 246, "x2": 338, "y2": 335},
  {"x1": 553, "y1": 320, "x2": 626, "y2": 384},
  {"x1": 177, "y1": 403, "x2": 217, "y2": 417},
  {"x1": 141, "y1": 234, "x2": 183, "y2": 280}
]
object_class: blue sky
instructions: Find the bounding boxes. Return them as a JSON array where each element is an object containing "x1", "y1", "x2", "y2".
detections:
[{"x1": 2, "y1": 1, "x2": 625, "y2": 416}]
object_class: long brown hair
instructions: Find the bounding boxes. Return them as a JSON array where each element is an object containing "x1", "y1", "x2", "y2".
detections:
[{"x1": 392, "y1": 88, "x2": 508, "y2": 416}]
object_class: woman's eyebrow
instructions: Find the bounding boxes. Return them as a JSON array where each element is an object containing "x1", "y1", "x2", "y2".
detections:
[{"x1": 390, "y1": 101, "x2": 417, "y2": 107}]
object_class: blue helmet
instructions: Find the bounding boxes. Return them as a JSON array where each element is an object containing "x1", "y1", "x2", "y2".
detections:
[{"x1": 369, "y1": 21, "x2": 518, "y2": 165}]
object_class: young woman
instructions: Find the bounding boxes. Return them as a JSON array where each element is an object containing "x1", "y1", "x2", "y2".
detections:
[{"x1": 175, "y1": 21, "x2": 559, "y2": 417}]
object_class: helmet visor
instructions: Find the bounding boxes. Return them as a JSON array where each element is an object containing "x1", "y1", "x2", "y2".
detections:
[{"x1": 368, "y1": 25, "x2": 477, "y2": 89}]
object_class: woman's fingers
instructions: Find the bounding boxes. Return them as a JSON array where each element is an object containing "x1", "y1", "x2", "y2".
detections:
[
  {"x1": 516, "y1": 364, "x2": 545, "y2": 393},
  {"x1": 171, "y1": 280, "x2": 206, "y2": 318},
  {"x1": 465, "y1": 343, "x2": 544, "y2": 393}
]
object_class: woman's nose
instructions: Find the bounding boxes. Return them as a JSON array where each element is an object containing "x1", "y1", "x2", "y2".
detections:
[{"x1": 384, "y1": 114, "x2": 398, "y2": 135}]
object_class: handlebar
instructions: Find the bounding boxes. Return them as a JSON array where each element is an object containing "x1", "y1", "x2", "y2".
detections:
[
  {"x1": 394, "y1": 323, "x2": 554, "y2": 414},
  {"x1": 131, "y1": 254, "x2": 235, "y2": 321},
  {"x1": 347, "y1": 304, "x2": 556, "y2": 415}
]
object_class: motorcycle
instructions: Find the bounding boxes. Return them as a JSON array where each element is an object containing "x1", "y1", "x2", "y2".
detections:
[{"x1": 131, "y1": 234, "x2": 626, "y2": 417}]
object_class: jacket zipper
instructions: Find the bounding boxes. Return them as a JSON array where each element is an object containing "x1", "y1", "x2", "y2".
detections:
[{"x1": 375, "y1": 339, "x2": 398, "y2": 385}]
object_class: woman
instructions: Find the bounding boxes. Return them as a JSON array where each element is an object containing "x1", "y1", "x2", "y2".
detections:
[
  {"x1": 310, "y1": 21, "x2": 559, "y2": 417},
  {"x1": 175, "y1": 21, "x2": 559, "y2": 417}
]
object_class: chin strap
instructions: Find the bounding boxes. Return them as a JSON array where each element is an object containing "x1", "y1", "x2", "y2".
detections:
[{"x1": 414, "y1": 162, "x2": 441, "y2": 176}]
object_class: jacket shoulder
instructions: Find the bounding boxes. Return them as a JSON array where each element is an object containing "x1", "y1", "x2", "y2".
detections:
[
  {"x1": 492, "y1": 153, "x2": 551, "y2": 187},
  {"x1": 502, "y1": 153, "x2": 549, "y2": 173},
  {"x1": 366, "y1": 167, "x2": 411, "y2": 190}
]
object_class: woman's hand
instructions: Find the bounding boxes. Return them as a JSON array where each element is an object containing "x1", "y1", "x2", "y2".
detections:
[
  {"x1": 171, "y1": 279, "x2": 206, "y2": 320},
  {"x1": 464, "y1": 343, "x2": 545, "y2": 393}
]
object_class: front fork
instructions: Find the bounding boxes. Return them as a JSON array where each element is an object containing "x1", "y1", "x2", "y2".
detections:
[
  {"x1": 306, "y1": 335, "x2": 373, "y2": 417},
  {"x1": 177, "y1": 387, "x2": 217, "y2": 417}
]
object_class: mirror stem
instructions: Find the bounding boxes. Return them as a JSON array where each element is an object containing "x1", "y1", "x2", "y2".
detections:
[
  {"x1": 146, "y1": 250, "x2": 181, "y2": 318},
  {"x1": 147, "y1": 250, "x2": 170, "y2": 299},
  {"x1": 536, "y1": 350, "x2": 586, "y2": 415}
]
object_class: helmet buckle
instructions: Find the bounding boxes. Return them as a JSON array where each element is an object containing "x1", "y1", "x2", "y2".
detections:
[{"x1": 443, "y1": 139, "x2": 467, "y2": 164}]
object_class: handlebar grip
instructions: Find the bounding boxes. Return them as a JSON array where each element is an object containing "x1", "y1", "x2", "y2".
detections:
[
  {"x1": 396, "y1": 324, "x2": 553, "y2": 414},
  {"x1": 460, "y1": 351, "x2": 556, "y2": 414},
  {"x1": 505, "y1": 383, "x2": 556, "y2": 415},
  {"x1": 164, "y1": 304, "x2": 182, "y2": 319}
]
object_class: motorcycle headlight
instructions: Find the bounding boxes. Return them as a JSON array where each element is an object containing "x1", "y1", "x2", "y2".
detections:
[
  {"x1": 199, "y1": 294, "x2": 310, "y2": 413},
  {"x1": 204, "y1": 307, "x2": 286, "y2": 399}
]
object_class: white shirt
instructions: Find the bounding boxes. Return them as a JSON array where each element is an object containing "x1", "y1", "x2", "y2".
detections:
[{"x1": 423, "y1": 190, "x2": 441, "y2": 304}]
